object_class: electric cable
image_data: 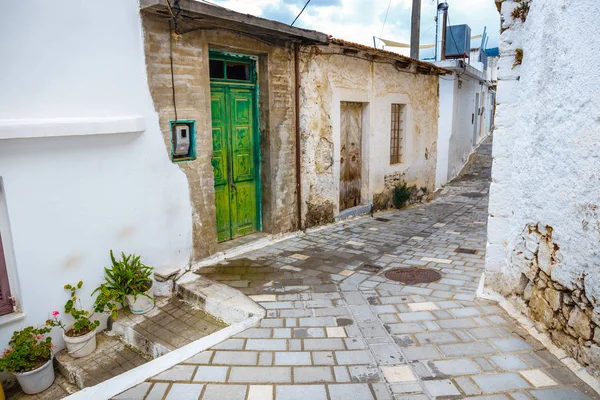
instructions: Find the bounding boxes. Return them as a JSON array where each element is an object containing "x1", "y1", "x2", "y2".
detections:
[
  {"x1": 379, "y1": 0, "x2": 393, "y2": 43},
  {"x1": 291, "y1": 0, "x2": 311, "y2": 26}
]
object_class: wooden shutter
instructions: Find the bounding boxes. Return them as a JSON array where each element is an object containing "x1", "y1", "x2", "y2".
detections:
[{"x1": 0, "y1": 233, "x2": 13, "y2": 316}]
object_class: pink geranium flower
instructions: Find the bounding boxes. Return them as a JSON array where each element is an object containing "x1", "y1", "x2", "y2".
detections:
[{"x1": 52, "y1": 311, "x2": 60, "y2": 317}]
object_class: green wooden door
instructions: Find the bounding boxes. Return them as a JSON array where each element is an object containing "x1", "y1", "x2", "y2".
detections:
[{"x1": 211, "y1": 85, "x2": 258, "y2": 242}]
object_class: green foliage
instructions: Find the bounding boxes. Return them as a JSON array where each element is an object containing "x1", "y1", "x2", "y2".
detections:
[
  {"x1": 46, "y1": 281, "x2": 100, "y2": 337},
  {"x1": 392, "y1": 183, "x2": 412, "y2": 209},
  {"x1": 93, "y1": 250, "x2": 154, "y2": 313},
  {"x1": 513, "y1": 48, "x2": 524, "y2": 68},
  {"x1": 0, "y1": 326, "x2": 52, "y2": 373}
]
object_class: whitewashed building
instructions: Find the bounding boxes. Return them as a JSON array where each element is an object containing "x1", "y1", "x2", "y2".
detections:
[
  {"x1": 434, "y1": 43, "x2": 497, "y2": 189},
  {"x1": 487, "y1": 0, "x2": 600, "y2": 375}
]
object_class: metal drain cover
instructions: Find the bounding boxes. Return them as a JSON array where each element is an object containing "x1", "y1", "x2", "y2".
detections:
[{"x1": 384, "y1": 268, "x2": 442, "y2": 285}]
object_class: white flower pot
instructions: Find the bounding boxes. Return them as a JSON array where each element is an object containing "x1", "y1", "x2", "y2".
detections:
[
  {"x1": 13, "y1": 355, "x2": 55, "y2": 394},
  {"x1": 125, "y1": 286, "x2": 154, "y2": 314},
  {"x1": 63, "y1": 328, "x2": 97, "y2": 358}
]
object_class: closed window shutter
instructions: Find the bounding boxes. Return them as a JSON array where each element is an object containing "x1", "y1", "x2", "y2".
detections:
[{"x1": 0, "y1": 233, "x2": 13, "y2": 316}]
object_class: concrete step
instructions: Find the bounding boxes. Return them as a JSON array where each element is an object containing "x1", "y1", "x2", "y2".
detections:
[
  {"x1": 55, "y1": 332, "x2": 150, "y2": 390},
  {"x1": 109, "y1": 293, "x2": 228, "y2": 359}
]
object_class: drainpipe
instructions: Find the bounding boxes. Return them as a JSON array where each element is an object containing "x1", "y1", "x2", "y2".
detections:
[
  {"x1": 436, "y1": 2, "x2": 449, "y2": 61},
  {"x1": 294, "y1": 43, "x2": 303, "y2": 231}
]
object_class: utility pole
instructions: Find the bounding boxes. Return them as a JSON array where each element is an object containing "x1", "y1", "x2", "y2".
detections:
[{"x1": 410, "y1": 0, "x2": 421, "y2": 60}]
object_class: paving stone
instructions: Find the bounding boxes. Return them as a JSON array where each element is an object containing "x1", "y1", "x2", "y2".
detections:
[
  {"x1": 455, "y1": 376, "x2": 483, "y2": 395},
  {"x1": 528, "y1": 387, "x2": 594, "y2": 400},
  {"x1": 212, "y1": 351, "x2": 257, "y2": 365},
  {"x1": 228, "y1": 366, "x2": 291, "y2": 383},
  {"x1": 113, "y1": 382, "x2": 151, "y2": 399},
  {"x1": 202, "y1": 384, "x2": 247, "y2": 400},
  {"x1": 471, "y1": 373, "x2": 531, "y2": 393},
  {"x1": 274, "y1": 351, "x2": 312, "y2": 365},
  {"x1": 326, "y1": 327, "x2": 347, "y2": 338},
  {"x1": 407, "y1": 302, "x2": 439, "y2": 311},
  {"x1": 414, "y1": 331, "x2": 458, "y2": 344},
  {"x1": 438, "y1": 342, "x2": 496, "y2": 357},
  {"x1": 303, "y1": 338, "x2": 345, "y2": 350},
  {"x1": 145, "y1": 383, "x2": 169, "y2": 400},
  {"x1": 329, "y1": 383, "x2": 374, "y2": 400},
  {"x1": 348, "y1": 365, "x2": 380, "y2": 382},
  {"x1": 335, "y1": 350, "x2": 374, "y2": 365},
  {"x1": 437, "y1": 318, "x2": 478, "y2": 329},
  {"x1": 491, "y1": 338, "x2": 534, "y2": 352},
  {"x1": 294, "y1": 327, "x2": 325, "y2": 338},
  {"x1": 519, "y1": 369, "x2": 558, "y2": 387},
  {"x1": 275, "y1": 384, "x2": 328, "y2": 400},
  {"x1": 245, "y1": 339, "x2": 287, "y2": 351},
  {"x1": 334, "y1": 366, "x2": 351, "y2": 382},
  {"x1": 192, "y1": 366, "x2": 228, "y2": 382},
  {"x1": 490, "y1": 355, "x2": 529, "y2": 370},
  {"x1": 385, "y1": 323, "x2": 425, "y2": 334},
  {"x1": 294, "y1": 366, "x2": 334, "y2": 383},
  {"x1": 398, "y1": 312, "x2": 436, "y2": 322},
  {"x1": 259, "y1": 351, "x2": 273, "y2": 365},
  {"x1": 153, "y1": 365, "x2": 195, "y2": 381},
  {"x1": 423, "y1": 379, "x2": 461, "y2": 397},
  {"x1": 185, "y1": 351, "x2": 213, "y2": 364},
  {"x1": 248, "y1": 384, "x2": 273, "y2": 400},
  {"x1": 402, "y1": 346, "x2": 442, "y2": 361},
  {"x1": 381, "y1": 365, "x2": 417, "y2": 383},
  {"x1": 369, "y1": 343, "x2": 405, "y2": 365},
  {"x1": 312, "y1": 351, "x2": 336, "y2": 365},
  {"x1": 164, "y1": 383, "x2": 204, "y2": 400},
  {"x1": 429, "y1": 359, "x2": 481, "y2": 375}
]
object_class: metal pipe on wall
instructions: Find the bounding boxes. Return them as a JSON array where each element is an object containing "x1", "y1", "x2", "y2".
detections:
[
  {"x1": 436, "y1": 2, "x2": 449, "y2": 61},
  {"x1": 294, "y1": 43, "x2": 303, "y2": 230}
]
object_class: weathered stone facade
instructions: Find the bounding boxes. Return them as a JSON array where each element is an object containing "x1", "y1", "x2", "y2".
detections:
[
  {"x1": 511, "y1": 224, "x2": 600, "y2": 376},
  {"x1": 298, "y1": 42, "x2": 441, "y2": 225},
  {"x1": 142, "y1": 15, "x2": 299, "y2": 259}
]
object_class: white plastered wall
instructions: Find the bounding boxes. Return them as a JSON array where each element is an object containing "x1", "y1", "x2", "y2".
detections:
[{"x1": 0, "y1": 0, "x2": 193, "y2": 348}]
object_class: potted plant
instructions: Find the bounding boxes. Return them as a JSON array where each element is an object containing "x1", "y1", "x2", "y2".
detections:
[
  {"x1": 46, "y1": 281, "x2": 100, "y2": 358},
  {"x1": 93, "y1": 250, "x2": 154, "y2": 315},
  {"x1": 0, "y1": 326, "x2": 54, "y2": 394}
]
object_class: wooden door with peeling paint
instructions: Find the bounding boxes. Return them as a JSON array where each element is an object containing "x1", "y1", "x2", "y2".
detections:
[
  {"x1": 210, "y1": 52, "x2": 260, "y2": 243},
  {"x1": 339, "y1": 102, "x2": 363, "y2": 212}
]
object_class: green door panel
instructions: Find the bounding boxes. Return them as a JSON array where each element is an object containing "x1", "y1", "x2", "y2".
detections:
[
  {"x1": 210, "y1": 84, "x2": 259, "y2": 242},
  {"x1": 210, "y1": 87, "x2": 232, "y2": 242}
]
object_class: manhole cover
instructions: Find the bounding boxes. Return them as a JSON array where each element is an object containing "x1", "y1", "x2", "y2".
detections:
[
  {"x1": 456, "y1": 247, "x2": 478, "y2": 255},
  {"x1": 375, "y1": 217, "x2": 390, "y2": 222},
  {"x1": 384, "y1": 268, "x2": 442, "y2": 285},
  {"x1": 359, "y1": 264, "x2": 383, "y2": 274}
]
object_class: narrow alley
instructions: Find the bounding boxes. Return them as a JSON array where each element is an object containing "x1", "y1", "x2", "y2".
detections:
[{"x1": 114, "y1": 137, "x2": 598, "y2": 399}]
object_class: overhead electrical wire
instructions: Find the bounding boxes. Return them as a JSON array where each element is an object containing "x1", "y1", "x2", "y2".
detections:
[
  {"x1": 291, "y1": 0, "x2": 311, "y2": 26},
  {"x1": 379, "y1": 0, "x2": 393, "y2": 43}
]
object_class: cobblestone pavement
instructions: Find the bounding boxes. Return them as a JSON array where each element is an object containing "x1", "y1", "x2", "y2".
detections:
[{"x1": 115, "y1": 136, "x2": 599, "y2": 399}]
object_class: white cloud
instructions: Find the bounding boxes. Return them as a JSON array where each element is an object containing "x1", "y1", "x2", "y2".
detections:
[{"x1": 210, "y1": 0, "x2": 500, "y2": 58}]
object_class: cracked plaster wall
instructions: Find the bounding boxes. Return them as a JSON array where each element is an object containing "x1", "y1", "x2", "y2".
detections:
[
  {"x1": 299, "y1": 45, "x2": 439, "y2": 225},
  {"x1": 486, "y1": 0, "x2": 600, "y2": 374}
]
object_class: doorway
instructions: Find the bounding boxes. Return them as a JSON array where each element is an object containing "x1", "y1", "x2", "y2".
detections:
[
  {"x1": 473, "y1": 93, "x2": 480, "y2": 144},
  {"x1": 339, "y1": 101, "x2": 363, "y2": 212},
  {"x1": 210, "y1": 52, "x2": 261, "y2": 242}
]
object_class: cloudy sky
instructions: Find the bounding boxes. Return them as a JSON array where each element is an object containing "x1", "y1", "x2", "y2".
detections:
[{"x1": 209, "y1": 0, "x2": 500, "y2": 59}]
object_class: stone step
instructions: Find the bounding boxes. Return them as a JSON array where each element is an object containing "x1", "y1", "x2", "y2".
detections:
[
  {"x1": 109, "y1": 291, "x2": 228, "y2": 359},
  {"x1": 55, "y1": 332, "x2": 151, "y2": 390}
]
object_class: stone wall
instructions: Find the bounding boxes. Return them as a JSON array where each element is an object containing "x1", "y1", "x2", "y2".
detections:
[
  {"x1": 512, "y1": 224, "x2": 600, "y2": 374},
  {"x1": 486, "y1": 0, "x2": 600, "y2": 376},
  {"x1": 142, "y1": 16, "x2": 298, "y2": 258},
  {"x1": 298, "y1": 44, "x2": 439, "y2": 225}
]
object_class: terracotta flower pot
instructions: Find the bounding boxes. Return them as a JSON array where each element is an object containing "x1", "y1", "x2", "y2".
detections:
[
  {"x1": 12, "y1": 355, "x2": 54, "y2": 394},
  {"x1": 63, "y1": 328, "x2": 97, "y2": 358}
]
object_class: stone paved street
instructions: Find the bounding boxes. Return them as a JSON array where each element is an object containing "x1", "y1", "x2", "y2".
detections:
[{"x1": 115, "y1": 136, "x2": 599, "y2": 399}]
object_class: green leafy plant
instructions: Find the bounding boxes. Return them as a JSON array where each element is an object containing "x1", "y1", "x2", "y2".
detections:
[
  {"x1": 93, "y1": 250, "x2": 154, "y2": 313},
  {"x1": 46, "y1": 281, "x2": 100, "y2": 337},
  {"x1": 392, "y1": 183, "x2": 412, "y2": 209},
  {"x1": 0, "y1": 326, "x2": 53, "y2": 373}
]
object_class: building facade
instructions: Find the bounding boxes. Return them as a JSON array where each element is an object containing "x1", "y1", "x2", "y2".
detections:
[{"x1": 486, "y1": 0, "x2": 600, "y2": 376}]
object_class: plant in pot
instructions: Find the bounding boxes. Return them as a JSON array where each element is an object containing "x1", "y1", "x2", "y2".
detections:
[
  {"x1": 46, "y1": 281, "x2": 100, "y2": 358},
  {"x1": 0, "y1": 326, "x2": 55, "y2": 394},
  {"x1": 93, "y1": 250, "x2": 154, "y2": 315}
]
